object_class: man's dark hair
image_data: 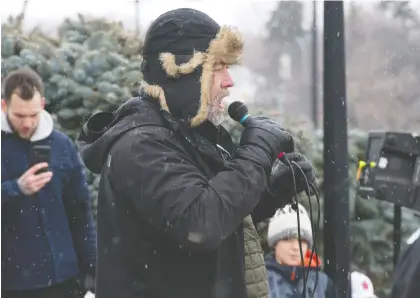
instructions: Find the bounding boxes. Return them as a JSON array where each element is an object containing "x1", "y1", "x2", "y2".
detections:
[{"x1": 2, "y1": 67, "x2": 44, "y2": 102}]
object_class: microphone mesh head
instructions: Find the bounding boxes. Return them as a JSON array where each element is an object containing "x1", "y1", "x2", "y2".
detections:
[{"x1": 228, "y1": 101, "x2": 248, "y2": 122}]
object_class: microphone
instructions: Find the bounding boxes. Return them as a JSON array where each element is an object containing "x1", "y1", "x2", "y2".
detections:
[
  {"x1": 228, "y1": 101, "x2": 295, "y2": 153},
  {"x1": 228, "y1": 101, "x2": 252, "y2": 126}
]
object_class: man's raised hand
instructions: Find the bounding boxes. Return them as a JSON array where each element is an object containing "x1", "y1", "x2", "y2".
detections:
[{"x1": 17, "y1": 163, "x2": 53, "y2": 195}]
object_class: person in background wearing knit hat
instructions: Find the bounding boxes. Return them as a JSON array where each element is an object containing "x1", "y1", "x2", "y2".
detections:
[
  {"x1": 350, "y1": 271, "x2": 377, "y2": 298},
  {"x1": 265, "y1": 204, "x2": 337, "y2": 298},
  {"x1": 77, "y1": 7, "x2": 316, "y2": 298}
]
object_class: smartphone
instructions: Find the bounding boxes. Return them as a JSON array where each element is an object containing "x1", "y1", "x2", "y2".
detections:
[{"x1": 29, "y1": 145, "x2": 51, "y2": 174}]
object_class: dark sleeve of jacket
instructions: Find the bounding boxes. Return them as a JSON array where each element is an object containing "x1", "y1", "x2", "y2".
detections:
[
  {"x1": 1, "y1": 158, "x2": 24, "y2": 204},
  {"x1": 251, "y1": 190, "x2": 285, "y2": 224},
  {"x1": 111, "y1": 127, "x2": 268, "y2": 253},
  {"x1": 63, "y1": 140, "x2": 97, "y2": 274},
  {"x1": 1, "y1": 180, "x2": 24, "y2": 205},
  {"x1": 391, "y1": 234, "x2": 420, "y2": 298}
]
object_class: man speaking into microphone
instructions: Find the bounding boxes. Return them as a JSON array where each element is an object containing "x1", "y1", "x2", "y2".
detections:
[{"x1": 77, "y1": 8, "x2": 316, "y2": 298}]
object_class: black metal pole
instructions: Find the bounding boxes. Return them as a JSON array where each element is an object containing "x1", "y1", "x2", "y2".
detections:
[
  {"x1": 311, "y1": 0, "x2": 319, "y2": 130},
  {"x1": 323, "y1": 1, "x2": 350, "y2": 298}
]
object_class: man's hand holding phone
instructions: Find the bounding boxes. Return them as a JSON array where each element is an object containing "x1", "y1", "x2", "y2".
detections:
[{"x1": 17, "y1": 163, "x2": 53, "y2": 195}]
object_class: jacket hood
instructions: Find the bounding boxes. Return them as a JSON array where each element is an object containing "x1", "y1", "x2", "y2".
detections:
[
  {"x1": 140, "y1": 8, "x2": 243, "y2": 127},
  {"x1": 76, "y1": 97, "x2": 163, "y2": 174},
  {"x1": 1, "y1": 110, "x2": 53, "y2": 142},
  {"x1": 265, "y1": 251, "x2": 322, "y2": 283}
]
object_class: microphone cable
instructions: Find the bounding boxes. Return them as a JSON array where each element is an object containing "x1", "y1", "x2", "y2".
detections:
[
  {"x1": 287, "y1": 158, "x2": 308, "y2": 294},
  {"x1": 280, "y1": 155, "x2": 321, "y2": 298},
  {"x1": 293, "y1": 162, "x2": 321, "y2": 298},
  {"x1": 227, "y1": 101, "x2": 322, "y2": 296}
]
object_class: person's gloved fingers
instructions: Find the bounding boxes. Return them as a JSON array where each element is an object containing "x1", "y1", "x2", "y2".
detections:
[
  {"x1": 296, "y1": 162, "x2": 315, "y2": 177},
  {"x1": 284, "y1": 152, "x2": 306, "y2": 162},
  {"x1": 272, "y1": 153, "x2": 315, "y2": 180},
  {"x1": 254, "y1": 117, "x2": 288, "y2": 131},
  {"x1": 292, "y1": 160, "x2": 316, "y2": 183},
  {"x1": 293, "y1": 159, "x2": 311, "y2": 169},
  {"x1": 297, "y1": 161, "x2": 316, "y2": 176},
  {"x1": 290, "y1": 158, "x2": 312, "y2": 172},
  {"x1": 286, "y1": 153, "x2": 314, "y2": 171}
]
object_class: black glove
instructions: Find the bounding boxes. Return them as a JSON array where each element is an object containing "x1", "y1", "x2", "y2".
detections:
[
  {"x1": 268, "y1": 152, "x2": 316, "y2": 199},
  {"x1": 233, "y1": 117, "x2": 294, "y2": 173}
]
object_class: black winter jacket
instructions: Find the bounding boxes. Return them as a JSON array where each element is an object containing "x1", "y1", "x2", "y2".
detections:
[
  {"x1": 77, "y1": 97, "x2": 281, "y2": 298},
  {"x1": 391, "y1": 228, "x2": 420, "y2": 298}
]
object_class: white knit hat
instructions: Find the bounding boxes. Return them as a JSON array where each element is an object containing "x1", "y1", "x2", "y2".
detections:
[
  {"x1": 267, "y1": 204, "x2": 313, "y2": 248},
  {"x1": 351, "y1": 271, "x2": 377, "y2": 298}
]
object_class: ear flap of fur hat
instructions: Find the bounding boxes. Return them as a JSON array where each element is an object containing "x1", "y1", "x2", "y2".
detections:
[
  {"x1": 267, "y1": 204, "x2": 313, "y2": 248},
  {"x1": 140, "y1": 8, "x2": 243, "y2": 127}
]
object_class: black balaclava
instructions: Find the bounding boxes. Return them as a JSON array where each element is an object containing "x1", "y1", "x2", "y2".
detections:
[{"x1": 141, "y1": 8, "x2": 243, "y2": 127}]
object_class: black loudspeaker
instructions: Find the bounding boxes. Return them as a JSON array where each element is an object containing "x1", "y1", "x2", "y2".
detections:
[{"x1": 357, "y1": 131, "x2": 420, "y2": 212}]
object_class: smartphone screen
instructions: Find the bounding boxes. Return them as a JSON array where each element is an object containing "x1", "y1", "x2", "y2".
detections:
[{"x1": 29, "y1": 145, "x2": 51, "y2": 174}]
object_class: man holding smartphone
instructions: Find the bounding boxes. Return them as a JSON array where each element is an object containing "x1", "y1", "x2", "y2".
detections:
[{"x1": 1, "y1": 68, "x2": 97, "y2": 298}]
